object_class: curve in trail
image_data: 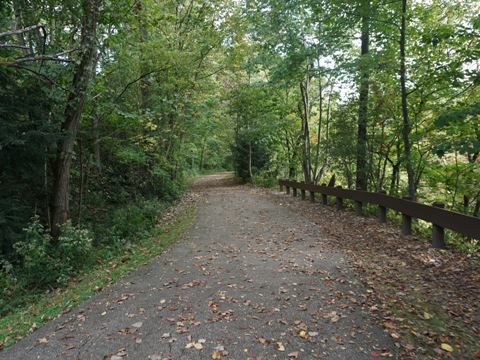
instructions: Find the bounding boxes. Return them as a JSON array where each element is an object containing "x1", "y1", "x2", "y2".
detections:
[{"x1": 1, "y1": 177, "x2": 399, "y2": 359}]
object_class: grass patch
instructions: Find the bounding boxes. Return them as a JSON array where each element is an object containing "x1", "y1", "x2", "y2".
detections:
[{"x1": 0, "y1": 202, "x2": 196, "y2": 349}]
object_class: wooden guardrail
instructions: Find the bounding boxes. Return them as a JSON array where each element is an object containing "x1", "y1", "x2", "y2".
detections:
[{"x1": 279, "y1": 180, "x2": 480, "y2": 247}]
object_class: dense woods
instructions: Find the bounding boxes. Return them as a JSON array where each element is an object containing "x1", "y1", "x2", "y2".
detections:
[{"x1": 0, "y1": 0, "x2": 479, "y2": 313}]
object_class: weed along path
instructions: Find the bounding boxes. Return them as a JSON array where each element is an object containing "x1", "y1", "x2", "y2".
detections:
[{"x1": 1, "y1": 175, "x2": 399, "y2": 359}]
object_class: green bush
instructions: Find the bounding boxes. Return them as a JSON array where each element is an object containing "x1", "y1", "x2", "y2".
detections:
[
  {"x1": 13, "y1": 217, "x2": 93, "y2": 286},
  {"x1": 111, "y1": 204, "x2": 149, "y2": 240},
  {"x1": 0, "y1": 259, "x2": 18, "y2": 315},
  {"x1": 252, "y1": 170, "x2": 278, "y2": 188},
  {"x1": 56, "y1": 220, "x2": 94, "y2": 270}
]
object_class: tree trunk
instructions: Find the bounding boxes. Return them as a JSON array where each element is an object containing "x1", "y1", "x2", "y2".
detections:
[
  {"x1": 300, "y1": 71, "x2": 312, "y2": 184},
  {"x1": 355, "y1": 0, "x2": 370, "y2": 191},
  {"x1": 313, "y1": 75, "x2": 323, "y2": 183},
  {"x1": 248, "y1": 141, "x2": 253, "y2": 180},
  {"x1": 400, "y1": 0, "x2": 416, "y2": 200},
  {"x1": 51, "y1": 0, "x2": 98, "y2": 238}
]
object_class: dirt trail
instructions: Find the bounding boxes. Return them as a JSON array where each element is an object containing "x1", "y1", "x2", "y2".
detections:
[{"x1": 1, "y1": 175, "x2": 399, "y2": 359}]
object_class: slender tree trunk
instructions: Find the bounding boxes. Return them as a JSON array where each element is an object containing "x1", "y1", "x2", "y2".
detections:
[
  {"x1": 400, "y1": 0, "x2": 416, "y2": 200},
  {"x1": 248, "y1": 141, "x2": 253, "y2": 180},
  {"x1": 355, "y1": 0, "x2": 370, "y2": 191},
  {"x1": 51, "y1": 0, "x2": 98, "y2": 238},
  {"x1": 300, "y1": 70, "x2": 312, "y2": 183},
  {"x1": 313, "y1": 76, "x2": 323, "y2": 183},
  {"x1": 199, "y1": 138, "x2": 206, "y2": 173},
  {"x1": 92, "y1": 116, "x2": 102, "y2": 173},
  {"x1": 13, "y1": 1, "x2": 29, "y2": 56},
  {"x1": 473, "y1": 199, "x2": 480, "y2": 218}
]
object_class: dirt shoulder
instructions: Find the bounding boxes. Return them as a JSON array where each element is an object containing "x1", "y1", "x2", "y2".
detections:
[
  {"x1": 1, "y1": 178, "x2": 401, "y2": 360},
  {"x1": 261, "y1": 187, "x2": 479, "y2": 360}
]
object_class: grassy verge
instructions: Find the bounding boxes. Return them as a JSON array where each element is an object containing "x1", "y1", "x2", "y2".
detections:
[{"x1": 0, "y1": 202, "x2": 197, "y2": 350}]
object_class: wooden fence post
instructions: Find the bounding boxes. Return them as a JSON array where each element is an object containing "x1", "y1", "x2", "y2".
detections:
[
  {"x1": 280, "y1": 184, "x2": 284, "y2": 192},
  {"x1": 336, "y1": 186, "x2": 343, "y2": 210},
  {"x1": 355, "y1": 201, "x2": 363, "y2": 216},
  {"x1": 310, "y1": 191, "x2": 315, "y2": 203},
  {"x1": 301, "y1": 189, "x2": 306, "y2": 200},
  {"x1": 321, "y1": 193, "x2": 327, "y2": 205},
  {"x1": 293, "y1": 187, "x2": 297, "y2": 197},
  {"x1": 321, "y1": 184, "x2": 327, "y2": 205},
  {"x1": 432, "y1": 202, "x2": 446, "y2": 248},
  {"x1": 378, "y1": 190, "x2": 387, "y2": 223},
  {"x1": 286, "y1": 186, "x2": 290, "y2": 195},
  {"x1": 402, "y1": 196, "x2": 412, "y2": 235}
]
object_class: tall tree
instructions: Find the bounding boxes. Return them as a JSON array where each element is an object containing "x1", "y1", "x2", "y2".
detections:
[
  {"x1": 355, "y1": 0, "x2": 370, "y2": 191},
  {"x1": 399, "y1": 0, "x2": 416, "y2": 200},
  {"x1": 51, "y1": 0, "x2": 99, "y2": 238}
]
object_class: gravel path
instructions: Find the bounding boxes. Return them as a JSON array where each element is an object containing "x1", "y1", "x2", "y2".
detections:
[{"x1": 1, "y1": 175, "x2": 399, "y2": 359}]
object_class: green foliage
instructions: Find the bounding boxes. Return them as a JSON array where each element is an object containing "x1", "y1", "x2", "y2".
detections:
[
  {"x1": 111, "y1": 204, "x2": 151, "y2": 241},
  {"x1": 13, "y1": 217, "x2": 93, "y2": 286},
  {"x1": 434, "y1": 104, "x2": 480, "y2": 157}
]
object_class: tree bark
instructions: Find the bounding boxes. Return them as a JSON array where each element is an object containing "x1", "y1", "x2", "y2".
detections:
[
  {"x1": 51, "y1": 0, "x2": 99, "y2": 238},
  {"x1": 300, "y1": 68, "x2": 312, "y2": 184},
  {"x1": 355, "y1": 0, "x2": 370, "y2": 191},
  {"x1": 400, "y1": 0, "x2": 416, "y2": 200}
]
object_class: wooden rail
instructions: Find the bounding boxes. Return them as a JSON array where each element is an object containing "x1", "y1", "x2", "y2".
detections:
[{"x1": 279, "y1": 180, "x2": 480, "y2": 247}]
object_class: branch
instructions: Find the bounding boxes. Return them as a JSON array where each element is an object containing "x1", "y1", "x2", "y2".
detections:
[
  {"x1": 0, "y1": 50, "x2": 78, "y2": 66},
  {"x1": 0, "y1": 43, "x2": 29, "y2": 49},
  {"x1": 194, "y1": 67, "x2": 226, "y2": 81},
  {"x1": 3, "y1": 63, "x2": 69, "y2": 91},
  {"x1": 0, "y1": 24, "x2": 45, "y2": 38},
  {"x1": 112, "y1": 64, "x2": 174, "y2": 104}
]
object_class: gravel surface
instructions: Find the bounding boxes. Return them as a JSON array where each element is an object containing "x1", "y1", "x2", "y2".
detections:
[{"x1": 1, "y1": 174, "x2": 400, "y2": 359}]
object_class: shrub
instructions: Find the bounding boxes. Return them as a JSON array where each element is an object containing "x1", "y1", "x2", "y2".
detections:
[
  {"x1": 111, "y1": 204, "x2": 149, "y2": 240},
  {"x1": 56, "y1": 220, "x2": 94, "y2": 271},
  {"x1": 13, "y1": 216, "x2": 93, "y2": 286}
]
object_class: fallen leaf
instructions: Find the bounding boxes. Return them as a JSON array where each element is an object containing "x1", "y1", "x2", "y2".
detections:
[
  {"x1": 212, "y1": 350, "x2": 221, "y2": 359},
  {"x1": 38, "y1": 338, "x2": 49, "y2": 344},
  {"x1": 194, "y1": 342, "x2": 204, "y2": 350},
  {"x1": 331, "y1": 315, "x2": 340, "y2": 323},
  {"x1": 288, "y1": 351, "x2": 299, "y2": 358},
  {"x1": 441, "y1": 343, "x2": 454, "y2": 352},
  {"x1": 276, "y1": 342, "x2": 285, "y2": 351},
  {"x1": 132, "y1": 322, "x2": 143, "y2": 328},
  {"x1": 299, "y1": 330, "x2": 309, "y2": 339},
  {"x1": 383, "y1": 320, "x2": 395, "y2": 329},
  {"x1": 420, "y1": 312, "x2": 433, "y2": 320}
]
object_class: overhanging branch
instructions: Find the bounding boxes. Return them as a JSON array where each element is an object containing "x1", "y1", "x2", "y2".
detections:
[
  {"x1": 0, "y1": 49, "x2": 78, "y2": 66},
  {"x1": 0, "y1": 24, "x2": 45, "y2": 38}
]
